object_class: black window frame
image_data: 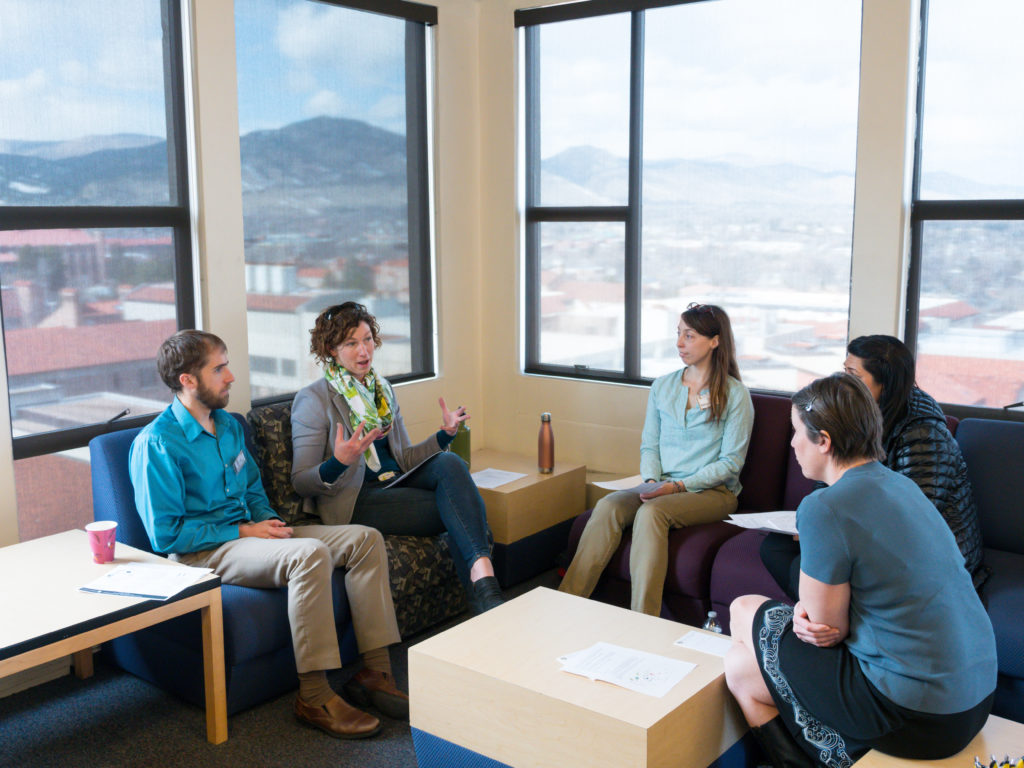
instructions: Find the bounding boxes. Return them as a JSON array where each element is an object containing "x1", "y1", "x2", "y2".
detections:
[
  {"x1": 906, "y1": 0, "x2": 1024, "y2": 422},
  {"x1": 246, "y1": 0, "x2": 439, "y2": 407},
  {"x1": 0, "y1": 0, "x2": 196, "y2": 460}
]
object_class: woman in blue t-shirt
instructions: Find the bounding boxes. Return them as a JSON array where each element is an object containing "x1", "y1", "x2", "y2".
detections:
[
  {"x1": 559, "y1": 303, "x2": 754, "y2": 616},
  {"x1": 725, "y1": 373, "x2": 996, "y2": 768}
]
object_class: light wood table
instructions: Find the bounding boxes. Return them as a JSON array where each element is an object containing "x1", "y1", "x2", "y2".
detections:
[
  {"x1": 471, "y1": 449, "x2": 586, "y2": 585},
  {"x1": 852, "y1": 715, "x2": 1024, "y2": 767},
  {"x1": 0, "y1": 529, "x2": 227, "y2": 744},
  {"x1": 410, "y1": 587, "x2": 746, "y2": 768}
]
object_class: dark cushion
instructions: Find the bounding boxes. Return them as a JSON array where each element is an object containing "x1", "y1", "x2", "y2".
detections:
[
  {"x1": 982, "y1": 548, "x2": 1024, "y2": 679},
  {"x1": 246, "y1": 401, "x2": 314, "y2": 527},
  {"x1": 783, "y1": 444, "x2": 818, "y2": 511},
  {"x1": 709, "y1": 529, "x2": 793, "y2": 634},
  {"x1": 737, "y1": 393, "x2": 793, "y2": 512},
  {"x1": 956, "y1": 418, "x2": 1024, "y2": 555}
]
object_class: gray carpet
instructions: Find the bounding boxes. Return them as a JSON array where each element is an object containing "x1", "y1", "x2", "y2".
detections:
[{"x1": 0, "y1": 569, "x2": 561, "y2": 768}]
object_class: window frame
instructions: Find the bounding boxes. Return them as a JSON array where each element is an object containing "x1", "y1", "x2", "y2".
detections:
[
  {"x1": 243, "y1": 0, "x2": 439, "y2": 407},
  {"x1": 906, "y1": 0, "x2": 1024, "y2": 421},
  {"x1": 0, "y1": 0, "x2": 196, "y2": 460}
]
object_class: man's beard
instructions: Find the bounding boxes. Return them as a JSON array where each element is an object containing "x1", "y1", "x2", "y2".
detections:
[{"x1": 196, "y1": 380, "x2": 230, "y2": 411}]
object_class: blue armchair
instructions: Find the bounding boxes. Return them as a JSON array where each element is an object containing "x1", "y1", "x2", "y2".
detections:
[{"x1": 88, "y1": 417, "x2": 358, "y2": 715}]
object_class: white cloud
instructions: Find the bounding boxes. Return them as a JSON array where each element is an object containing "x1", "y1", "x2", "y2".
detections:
[{"x1": 305, "y1": 89, "x2": 347, "y2": 118}]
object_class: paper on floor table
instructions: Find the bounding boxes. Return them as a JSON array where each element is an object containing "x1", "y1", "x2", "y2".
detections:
[
  {"x1": 80, "y1": 563, "x2": 213, "y2": 600},
  {"x1": 674, "y1": 630, "x2": 733, "y2": 658},
  {"x1": 557, "y1": 641, "x2": 696, "y2": 698}
]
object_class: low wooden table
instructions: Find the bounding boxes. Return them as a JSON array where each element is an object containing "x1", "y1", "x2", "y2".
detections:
[
  {"x1": 0, "y1": 530, "x2": 227, "y2": 744},
  {"x1": 409, "y1": 587, "x2": 746, "y2": 768},
  {"x1": 471, "y1": 449, "x2": 586, "y2": 585},
  {"x1": 852, "y1": 715, "x2": 1024, "y2": 767}
]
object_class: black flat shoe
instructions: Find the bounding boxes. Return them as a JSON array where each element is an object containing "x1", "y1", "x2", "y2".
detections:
[{"x1": 469, "y1": 575, "x2": 505, "y2": 614}]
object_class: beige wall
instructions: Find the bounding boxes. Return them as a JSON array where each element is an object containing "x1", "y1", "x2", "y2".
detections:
[{"x1": 0, "y1": 0, "x2": 919, "y2": 545}]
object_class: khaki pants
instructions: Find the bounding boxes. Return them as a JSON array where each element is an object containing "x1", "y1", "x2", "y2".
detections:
[
  {"x1": 559, "y1": 487, "x2": 737, "y2": 616},
  {"x1": 174, "y1": 524, "x2": 400, "y2": 673}
]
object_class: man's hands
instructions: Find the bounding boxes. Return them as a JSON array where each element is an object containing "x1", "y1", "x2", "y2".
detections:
[
  {"x1": 333, "y1": 421, "x2": 383, "y2": 465},
  {"x1": 239, "y1": 519, "x2": 293, "y2": 539},
  {"x1": 792, "y1": 601, "x2": 842, "y2": 647},
  {"x1": 439, "y1": 397, "x2": 469, "y2": 436}
]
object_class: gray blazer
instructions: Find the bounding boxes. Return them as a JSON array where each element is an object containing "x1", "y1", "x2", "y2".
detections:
[{"x1": 290, "y1": 377, "x2": 442, "y2": 526}]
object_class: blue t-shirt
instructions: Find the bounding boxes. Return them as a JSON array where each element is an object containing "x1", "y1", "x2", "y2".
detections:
[{"x1": 798, "y1": 461, "x2": 996, "y2": 714}]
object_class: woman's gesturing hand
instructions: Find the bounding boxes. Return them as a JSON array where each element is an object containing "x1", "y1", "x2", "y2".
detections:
[
  {"x1": 333, "y1": 421, "x2": 382, "y2": 465},
  {"x1": 438, "y1": 397, "x2": 469, "y2": 436}
]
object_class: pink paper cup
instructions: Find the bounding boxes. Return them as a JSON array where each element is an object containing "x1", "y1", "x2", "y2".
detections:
[{"x1": 85, "y1": 521, "x2": 118, "y2": 564}]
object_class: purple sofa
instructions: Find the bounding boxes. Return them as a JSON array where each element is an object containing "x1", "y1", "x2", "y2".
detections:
[{"x1": 564, "y1": 392, "x2": 817, "y2": 627}]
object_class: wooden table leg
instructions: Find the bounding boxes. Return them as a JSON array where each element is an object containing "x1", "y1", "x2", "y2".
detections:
[
  {"x1": 200, "y1": 589, "x2": 228, "y2": 744},
  {"x1": 72, "y1": 648, "x2": 94, "y2": 679}
]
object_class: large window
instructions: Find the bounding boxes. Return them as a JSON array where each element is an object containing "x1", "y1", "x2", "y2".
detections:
[
  {"x1": 0, "y1": 0, "x2": 193, "y2": 539},
  {"x1": 235, "y1": 0, "x2": 436, "y2": 401},
  {"x1": 520, "y1": 0, "x2": 862, "y2": 391},
  {"x1": 909, "y1": 0, "x2": 1024, "y2": 410}
]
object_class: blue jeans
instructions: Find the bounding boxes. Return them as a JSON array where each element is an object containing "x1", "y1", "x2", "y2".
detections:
[{"x1": 352, "y1": 452, "x2": 493, "y2": 589}]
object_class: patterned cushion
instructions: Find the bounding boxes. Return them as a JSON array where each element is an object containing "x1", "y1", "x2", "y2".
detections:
[
  {"x1": 246, "y1": 402, "x2": 315, "y2": 527},
  {"x1": 246, "y1": 401, "x2": 466, "y2": 638}
]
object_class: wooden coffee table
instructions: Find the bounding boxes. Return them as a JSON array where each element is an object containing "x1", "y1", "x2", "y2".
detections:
[
  {"x1": 409, "y1": 587, "x2": 746, "y2": 768},
  {"x1": 0, "y1": 530, "x2": 227, "y2": 744}
]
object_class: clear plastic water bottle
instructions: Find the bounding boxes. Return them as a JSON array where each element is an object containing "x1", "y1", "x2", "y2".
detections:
[{"x1": 702, "y1": 610, "x2": 723, "y2": 633}]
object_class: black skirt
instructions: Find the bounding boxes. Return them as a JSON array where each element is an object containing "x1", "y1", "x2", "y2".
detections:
[{"x1": 752, "y1": 600, "x2": 993, "y2": 768}]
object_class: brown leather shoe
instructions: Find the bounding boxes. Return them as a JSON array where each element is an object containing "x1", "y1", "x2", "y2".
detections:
[
  {"x1": 343, "y1": 669, "x2": 410, "y2": 721},
  {"x1": 293, "y1": 694, "x2": 381, "y2": 739}
]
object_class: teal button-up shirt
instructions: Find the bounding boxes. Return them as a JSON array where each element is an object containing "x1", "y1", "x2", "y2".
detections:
[
  {"x1": 129, "y1": 397, "x2": 279, "y2": 555},
  {"x1": 639, "y1": 370, "x2": 754, "y2": 495}
]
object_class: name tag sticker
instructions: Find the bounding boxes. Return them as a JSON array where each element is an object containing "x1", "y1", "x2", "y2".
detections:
[
  {"x1": 696, "y1": 391, "x2": 711, "y2": 410},
  {"x1": 232, "y1": 450, "x2": 247, "y2": 474}
]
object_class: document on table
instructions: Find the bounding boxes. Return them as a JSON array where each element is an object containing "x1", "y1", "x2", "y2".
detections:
[
  {"x1": 80, "y1": 563, "x2": 213, "y2": 601},
  {"x1": 726, "y1": 511, "x2": 798, "y2": 536},
  {"x1": 558, "y1": 641, "x2": 696, "y2": 698},
  {"x1": 674, "y1": 630, "x2": 733, "y2": 658},
  {"x1": 470, "y1": 468, "x2": 528, "y2": 489}
]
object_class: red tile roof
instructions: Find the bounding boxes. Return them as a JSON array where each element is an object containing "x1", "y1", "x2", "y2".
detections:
[
  {"x1": 5, "y1": 319, "x2": 176, "y2": 376},
  {"x1": 917, "y1": 353, "x2": 1024, "y2": 409},
  {"x1": 0, "y1": 229, "x2": 99, "y2": 247},
  {"x1": 919, "y1": 300, "x2": 978, "y2": 321}
]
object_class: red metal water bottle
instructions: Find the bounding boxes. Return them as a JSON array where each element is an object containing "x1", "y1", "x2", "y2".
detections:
[{"x1": 538, "y1": 412, "x2": 554, "y2": 474}]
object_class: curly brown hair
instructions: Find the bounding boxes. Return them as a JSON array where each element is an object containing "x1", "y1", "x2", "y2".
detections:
[{"x1": 309, "y1": 302, "x2": 381, "y2": 366}]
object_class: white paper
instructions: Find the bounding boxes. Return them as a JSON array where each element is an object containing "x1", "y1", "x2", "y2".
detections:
[
  {"x1": 592, "y1": 474, "x2": 645, "y2": 491},
  {"x1": 674, "y1": 630, "x2": 733, "y2": 658},
  {"x1": 80, "y1": 563, "x2": 213, "y2": 601},
  {"x1": 726, "y1": 511, "x2": 798, "y2": 536},
  {"x1": 470, "y1": 467, "x2": 528, "y2": 489},
  {"x1": 557, "y1": 641, "x2": 695, "y2": 698}
]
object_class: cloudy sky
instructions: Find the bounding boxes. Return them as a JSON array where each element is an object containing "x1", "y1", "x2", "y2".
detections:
[{"x1": 0, "y1": 0, "x2": 1021, "y2": 188}]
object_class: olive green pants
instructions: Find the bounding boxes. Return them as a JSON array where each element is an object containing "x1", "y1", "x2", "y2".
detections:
[{"x1": 558, "y1": 486, "x2": 737, "y2": 616}]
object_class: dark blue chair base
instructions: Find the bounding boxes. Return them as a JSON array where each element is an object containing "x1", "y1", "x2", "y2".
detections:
[{"x1": 491, "y1": 518, "x2": 574, "y2": 588}]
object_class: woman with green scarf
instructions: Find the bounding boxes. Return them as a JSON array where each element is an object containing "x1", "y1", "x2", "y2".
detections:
[{"x1": 291, "y1": 302, "x2": 502, "y2": 615}]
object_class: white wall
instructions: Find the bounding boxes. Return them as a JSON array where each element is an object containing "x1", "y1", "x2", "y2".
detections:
[{"x1": 0, "y1": 0, "x2": 919, "y2": 545}]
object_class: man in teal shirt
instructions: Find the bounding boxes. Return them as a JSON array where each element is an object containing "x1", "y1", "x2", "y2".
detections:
[{"x1": 130, "y1": 330, "x2": 406, "y2": 739}]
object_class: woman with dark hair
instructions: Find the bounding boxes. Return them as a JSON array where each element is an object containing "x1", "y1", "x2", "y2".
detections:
[
  {"x1": 761, "y1": 334, "x2": 986, "y2": 598},
  {"x1": 558, "y1": 303, "x2": 754, "y2": 616},
  {"x1": 726, "y1": 373, "x2": 996, "y2": 768},
  {"x1": 290, "y1": 302, "x2": 503, "y2": 615}
]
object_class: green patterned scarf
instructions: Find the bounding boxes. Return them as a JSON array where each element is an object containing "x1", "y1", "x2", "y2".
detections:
[{"x1": 324, "y1": 362, "x2": 396, "y2": 471}]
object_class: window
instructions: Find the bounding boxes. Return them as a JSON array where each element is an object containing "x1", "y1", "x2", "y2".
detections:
[
  {"x1": 235, "y1": 0, "x2": 436, "y2": 401},
  {"x1": 908, "y1": 0, "x2": 1024, "y2": 410},
  {"x1": 519, "y1": 0, "x2": 862, "y2": 390},
  {"x1": 0, "y1": 0, "x2": 193, "y2": 539}
]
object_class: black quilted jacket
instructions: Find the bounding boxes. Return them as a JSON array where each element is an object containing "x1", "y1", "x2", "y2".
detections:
[{"x1": 884, "y1": 387, "x2": 986, "y2": 586}]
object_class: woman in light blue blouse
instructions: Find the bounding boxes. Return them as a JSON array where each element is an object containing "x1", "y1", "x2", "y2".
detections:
[{"x1": 559, "y1": 303, "x2": 754, "y2": 616}]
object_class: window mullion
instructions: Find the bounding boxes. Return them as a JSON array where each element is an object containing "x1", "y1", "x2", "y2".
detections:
[{"x1": 623, "y1": 10, "x2": 644, "y2": 379}]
